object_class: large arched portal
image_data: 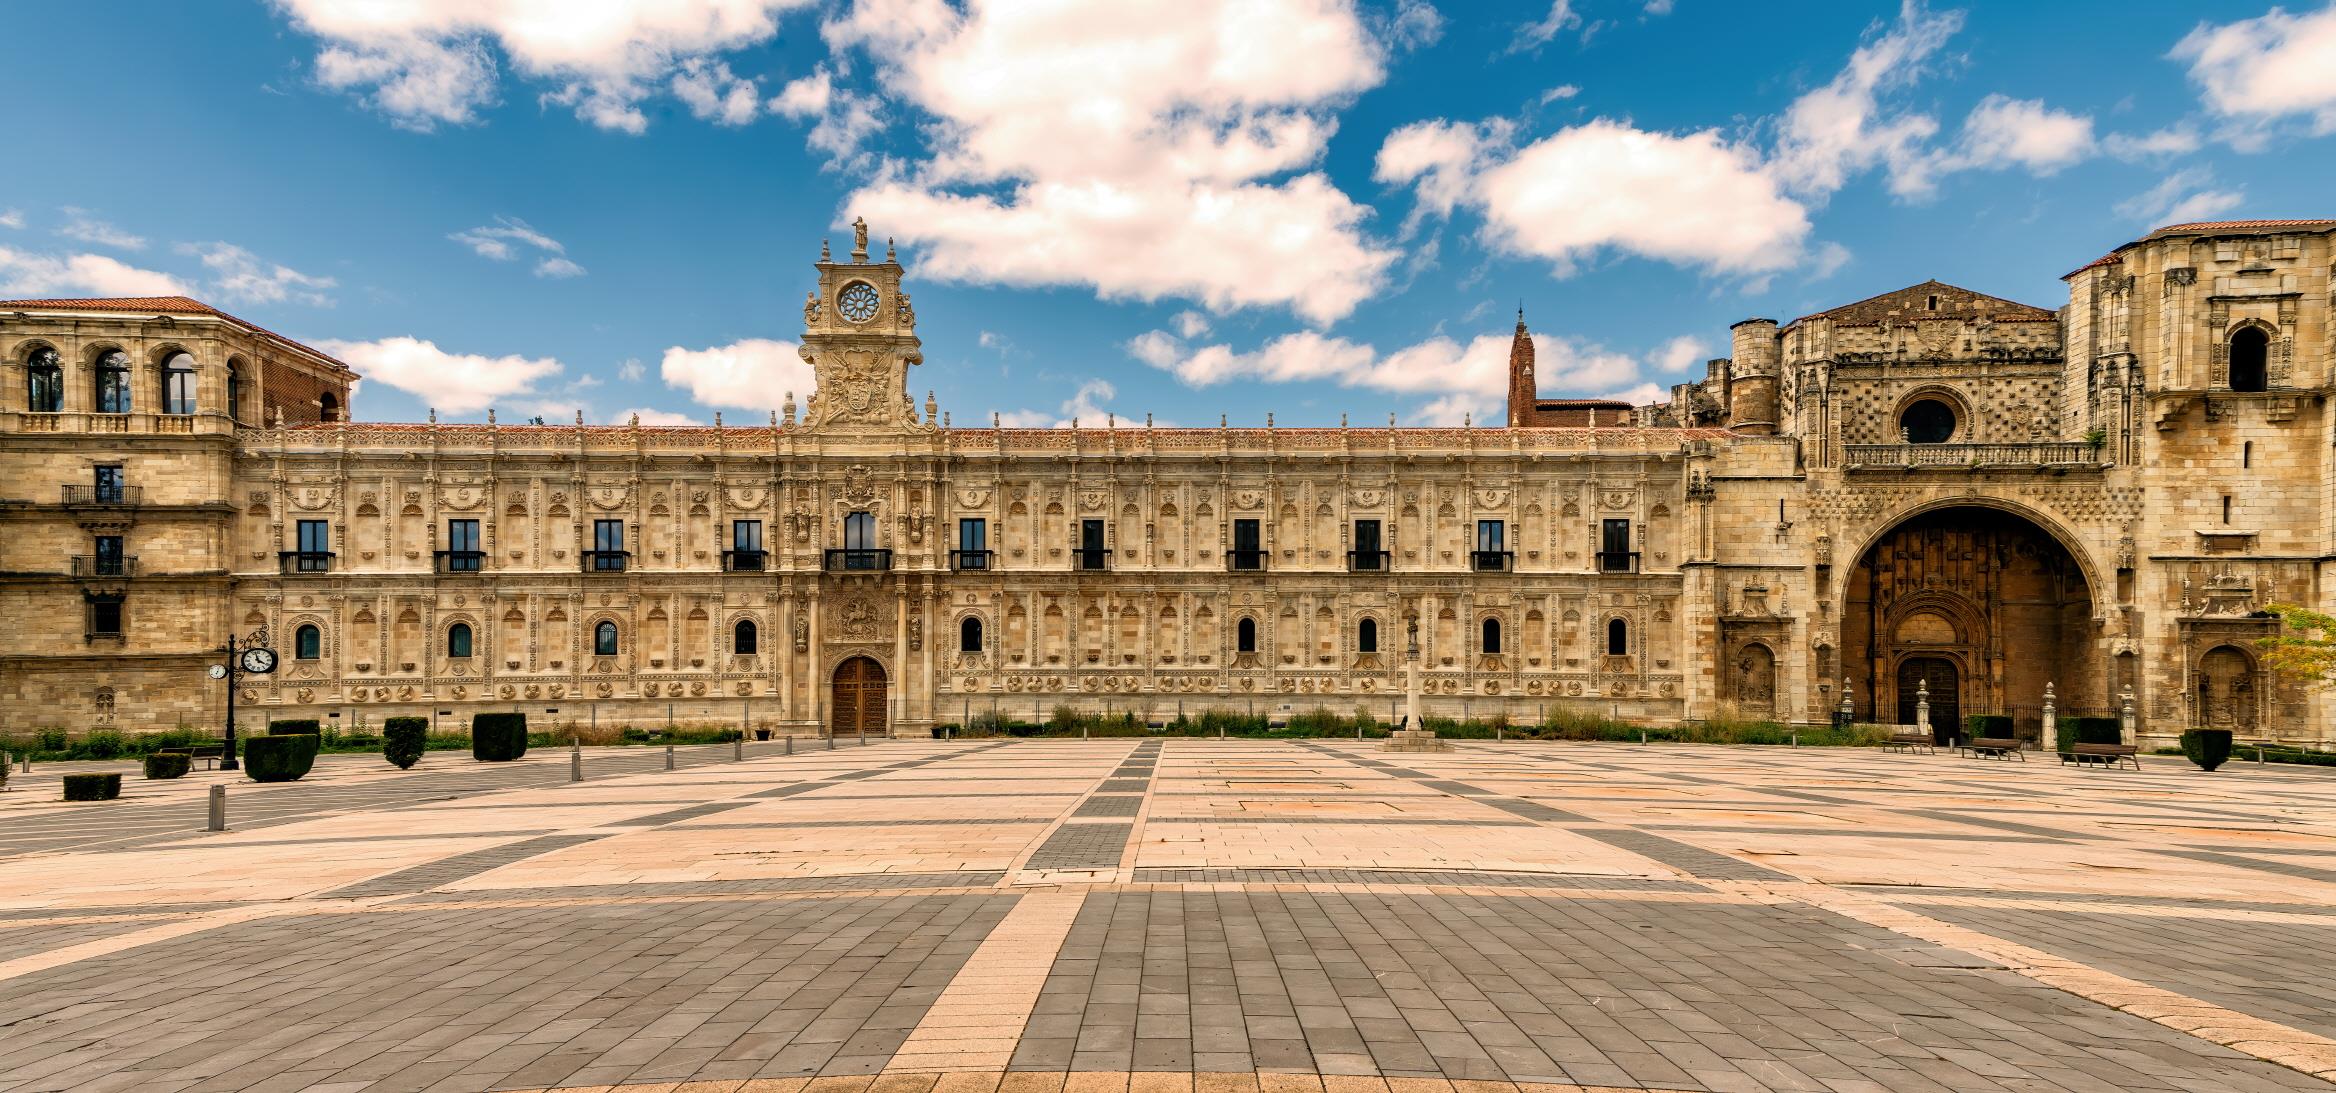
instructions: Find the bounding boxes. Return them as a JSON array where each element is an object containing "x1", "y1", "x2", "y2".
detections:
[{"x1": 1846, "y1": 506, "x2": 2096, "y2": 743}]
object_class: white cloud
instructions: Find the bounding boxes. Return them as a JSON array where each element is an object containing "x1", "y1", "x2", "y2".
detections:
[
  {"x1": 315, "y1": 336, "x2": 562, "y2": 414},
  {"x1": 618, "y1": 407, "x2": 700, "y2": 426},
  {"x1": 2115, "y1": 167, "x2": 2246, "y2": 226},
  {"x1": 1769, "y1": 2, "x2": 1962, "y2": 198},
  {"x1": 451, "y1": 216, "x2": 582, "y2": 277},
  {"x1": 2104, "y1": 124, "x2": 2203, "y2": 160},
  {"x1": 617, "y1": 358, "x2": 646, "y2": 382},
  {"x1": 274, "y1": 0, "x2": 815, "y2": 132},
  {"x1": 1644, "y1": 0, "x2": 1675, "y2": 14},
  {"x1": 1513, "y1": 1, "x2": 1581, "y2": 52},
  {"x1": 770, "y1": 69, "x2": 831, "y2": 117},
  {"x1": 0, "y1": 209, "x2": 21, "y2": 229},
  {"x1": 671, "y1": 58, "x2": 762, "y2": 125},
  {"x1": 1171, "y1": 310, "x2": 1211, "y2": 339},
  {"x1": 1654, "y1": 335, "x2": 1707, "y2": 373},
  {"x1": 1387, "y1": 0, "x2": 1443, "y2": 50},
  {"x1": 998, "y1": 378, "x2": 1139, "y2": 428},
  {"x1": 0, "y1": 247, "x2": 190, "y2": 298},
  {"x1": 2175, "y1": 5, "x2": 2336, "y2": 135},
  {"x1": 177, "y1": 242, "x2": 338, "y2": 306},
  {"x1": 830, "y1": 0, "x2": 1400, "y2": 325},
  {"x1": 659, "y1": 337, "x2": 817, "y2": 411},
  {"x1": 1539, "y1": 84, "x2": 1580, "y2": 104},
  {"x1": 1901, "y1": 94, "x2": 2095, "y2": 193},
  {"x1": 56, "y1": 208, "x2": 147, "y2": 250}
]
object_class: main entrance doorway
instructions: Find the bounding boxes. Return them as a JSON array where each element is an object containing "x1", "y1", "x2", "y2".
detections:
[
  {"x1": 831, "y1": 656, "x2": 888, "y2": 737},
  {"x1": 1896, "y1": 657, "x2": 1960, "y2": 743}
]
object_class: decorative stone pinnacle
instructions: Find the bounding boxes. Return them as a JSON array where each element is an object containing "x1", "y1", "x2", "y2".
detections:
[
  {"x1": 886, "y1": 237, "x2": 896, "y2": 262},
  {"x1": 820, "y1": 239, "x2": 830, "y2": 260}
]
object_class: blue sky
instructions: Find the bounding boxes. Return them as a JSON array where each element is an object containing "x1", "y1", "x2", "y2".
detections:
[{"x1": 3, "y1": 1, "x2": 2333, "y2": 428}]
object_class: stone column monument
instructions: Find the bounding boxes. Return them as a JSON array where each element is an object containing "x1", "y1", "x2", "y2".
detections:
[{"x1": 1385, "y1": 610, "x2": 1447, "y2": 752}]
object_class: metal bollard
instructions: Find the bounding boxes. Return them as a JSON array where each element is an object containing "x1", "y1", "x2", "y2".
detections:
[
  {"x1": 207, "y1": 784, "x2": 226, "y2": 832},
  {"x1": 1639, "y1": 729, "x2": 1647, "y2": 745},
  {"x1": 571, "y1": 739, "x2": 583, "y2": 782},
  {"x1": 826, "y1": 734, "x2": 835, "y2": 751},
  {"x1": 785, "y1": 735, "x2": 794, "y2": 756},
  {"x1": 861, "y1": 730, "x2": 869, "y2": 747},
  {"x1": 665, "y1": 744, "x2": 675, "y2": 770},
  {"x1": 734, "y1": 738, "x2": 744, "y2": 761},
  {"x1": 1791, "y1": 732, "x2": 1799, "y2": 747}
]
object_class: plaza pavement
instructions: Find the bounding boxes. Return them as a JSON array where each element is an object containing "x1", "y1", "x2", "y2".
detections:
[{"x1": 2, "y1": 739, "x2": 2335, "y2": 1093}]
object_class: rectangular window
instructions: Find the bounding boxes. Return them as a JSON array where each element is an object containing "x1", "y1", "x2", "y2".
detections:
[
  {"x1": 90, "y1": 598, "x2": 123, "y2": 637},
  {"x1": 93, "y1": 534, "x2": 124, "y2": 577},
  {"x1": 296, "y1": 520, "x2": 330, "y2": 571},
  {"x1": 593, "y1": 519, "x2": 625, "y2": 570},
  {"x1": 1351, "y1": 519, "x2": 1384, "y2": 571},
  {"x1": 93, "y1": 465, "x2": 123, "y2": 504},
  {"x1": 1476, "y1": 520, "x2": 1505, "y2": 553},
  {"x1": 732, "y1": 520, "x2": 763, "y2": 553},
  {"x1": 844, "y1": 511, "x2": 876, "y2": 550},
  {"x1": 955, "y1": 517, "x2": 989, "y2": 570},
  {"x1": 97, "y1": 364, "x2": 130, "y2": 414},
  {"x1": 446, "y1": 519, "x2": 481, "y2": 571},
  {"x1": 164, "y1": 368, "x2": 197, "y2": 415},
  {"x1": 1600, "y1": 519, "x2": 1634, "y2": 572},
  {"x1": 1231, "y1": 518, "x2": 1263, "y2": 571},
  {"x1": 1354, "y1": 519, "x2": 1381, "y2": 554},
  {"x1": 1078, "y1": 518, "x2": 1107, "y2": 569}
]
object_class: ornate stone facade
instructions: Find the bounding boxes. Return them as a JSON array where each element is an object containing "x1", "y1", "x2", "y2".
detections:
[{"x1": 2, "y1": 220, "x2": 2330, "y2": 744}]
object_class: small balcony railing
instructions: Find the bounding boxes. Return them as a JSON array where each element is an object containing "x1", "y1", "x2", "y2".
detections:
[
  {"x1": 1227, "y1": 549, "x2": 1268, "y2": 572},
  {"x1": 582, "y1": 550, "x2": 631, "y2": 572},
  {"x1": 71, "y1": 555, "x2": 137, "y2": 578},
  {"x1": 278, "y1": 550, "x2": 335, "y2": 574},
  {"x1": 1347, "y1": 550, "x2": 1391, "y2": 572},
  {"x1": 722, "y1": 549, "x2": 767, "y2": 572},
  {"x1": 950, "y1": 549, "x2": 994, "y2": 571},
  {"x1": 435, "y1": 549, "x2": 487, "y2": 573},
  {"x1": 824, "y1": 548, "x2": 893, "y2": 572},
  {"x1": 61, "y1": 484, "x2": 141, "y2": 506},
  {"x1": 1470, "y1": 550, "x2": 1515, "y2": 572},
  {"x1": 1844, "y1": 442, "x2": 2098, "y2": 467},
  {"x1": 1075, "y1": 548, "x2": 1110, "y2": 571},
  {"x1": 1597, "y1": 550, "x2": 1641, "y2": 573}
]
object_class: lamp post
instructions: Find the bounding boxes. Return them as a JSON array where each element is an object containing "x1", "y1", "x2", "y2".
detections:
[{"x1": 211, "y1": 624, "x2": 276, "y2": 772}]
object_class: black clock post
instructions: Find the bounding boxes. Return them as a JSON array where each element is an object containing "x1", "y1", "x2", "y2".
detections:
[{"x1": 215, "y1": 626, "x2": 276, "y2": 772}]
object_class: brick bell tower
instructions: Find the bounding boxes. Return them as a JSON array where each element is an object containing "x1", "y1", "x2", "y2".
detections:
[{"x1": 1505, "y1": 307, "x2": 1535, "y2": 428}]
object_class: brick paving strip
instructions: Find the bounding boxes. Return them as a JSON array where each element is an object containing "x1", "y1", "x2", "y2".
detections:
[
  {"x1": 528, "y1": 1072, "x2": 1680, "y2": 1092},
  {"x1": 1759, "y1": 880, "x2": 2336, "y2": 1084},
  {"x1": 888, "y1": 891, "x2": 1091, "y2": 1073}
]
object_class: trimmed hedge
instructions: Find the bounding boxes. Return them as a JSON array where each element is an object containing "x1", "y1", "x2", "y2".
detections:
[
  {"x1": 472, "y1": 713, "x2": 528, "y2": 762},
  {"x1": 268, "y1": 719, "x2": 323, "y2": 736},
  {"x1": 144, "y1": 751, "x2": 192, "y2": 780},
  {"x1": 383, "y1": 717, "x2": 427, "y2": 770},
  {"x1": 63, "y1": 772, "x2": 121, "y2": 801},
  {"x1": 244, "y1": 733, "x2": 320, "y2": 782},
  {"x1": 2181, "y1": 729, "x2": 2234, "y2": 772},
  {"x1": 1965, "y1": 714, "x2": 2014, "y2": 739}
]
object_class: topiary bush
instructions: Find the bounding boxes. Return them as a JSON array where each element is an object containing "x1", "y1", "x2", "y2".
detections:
[
  {"x1": 244, "y1": 734, "x2": 319, "y2": 782},
  {"x1": 143, "y1": 751, "x2": 191, "y2": 780},
  {"x1": 472, "y1": 712, "x2": 528, "y2": 761},
  {"x1": 268, "y1": 719, "x2": 323, "y2": 736},
  {"x1": 2180, "y1": 728, "x2": 2233, "y2": 772},
  {"x1": 63, "y1": 772, "x2": 121, "y2": 801},
  {"x1": 383, "y1": 717, "x2": 427, "y2": 770},
  {"x1": 1965, "y1": 714, "x2": 2014, "y2": 739}
]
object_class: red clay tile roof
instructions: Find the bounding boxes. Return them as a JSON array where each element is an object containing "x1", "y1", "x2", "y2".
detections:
[
  {"x1": 0, "y1": 295, "x2": 352, "y2": 372},
  {"x1": 2145, "y1": 218, "x2": 2336, "y2": 239}
]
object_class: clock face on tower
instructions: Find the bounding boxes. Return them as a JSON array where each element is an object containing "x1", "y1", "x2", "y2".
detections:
[
  {"x1": 240, "y1": 647, "x2": 278, "y2": 675},
  {"x1": 837, "y1": 281, "x2": 880, "y2": 324}
]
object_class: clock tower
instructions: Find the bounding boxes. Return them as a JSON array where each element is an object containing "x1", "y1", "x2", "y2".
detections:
[{"x1": 799, "y1": 217, "x2": 927, "y2": 432}]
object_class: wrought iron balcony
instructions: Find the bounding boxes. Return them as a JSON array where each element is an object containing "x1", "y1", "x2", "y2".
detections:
[
  {"x1": 1844, "y1": 441, "x2": 2099, "y2": 468},
  {"x1": 950, "y1": 549, "x2": 994, "y2": 571},
  {"x1": 824, "y1": 548, "x2": 893, "y2": 572},
  {"x1": 1075, "y1": 548, "x2": 1110, "y2": 571},
  {"x1": 434, "y1": 549, "x2": 487, "y2": 573},
  {"x1": 582, "y1": 550, "x2": 631, "y2": 572},
  {"x1": 71, "y1": 555, "x2": 137, "y2": 578},
  {"x1": 278, "y1": 550, "x2": 334, "y2": 574},
  {"x1": 1226, "y1": 549, "x2": 1269, "y2": 572},
  {"x1": 61, "y1": 484, "x2": 141, "y2": 506},
  {"x1": 722, "y1": 549, "x2": 767, "y2": 572},
  {"x1": 1346, "y1": 550, "x2": 1391, "y2": 572},
  {"x1": 1470, "y1": 550, "x2": 1515, "y2": 572},
  {"x1": 1597, "y1": 550, "x2": 1641, "y2": 573}
]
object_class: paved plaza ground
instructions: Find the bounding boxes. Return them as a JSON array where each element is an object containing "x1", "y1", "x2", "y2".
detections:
[{"x1": 3, "y1": 739, "x2": 2336, "y2": 1093}]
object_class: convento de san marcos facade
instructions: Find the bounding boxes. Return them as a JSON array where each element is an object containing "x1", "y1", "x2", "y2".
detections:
[{"x1": 1, "y1": 217, "x2": 2331, "y2": 746}]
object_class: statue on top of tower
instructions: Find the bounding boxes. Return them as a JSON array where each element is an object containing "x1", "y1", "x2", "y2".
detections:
[{"x1": 851, "y1": 216, "x2": 869, "y2": 261}]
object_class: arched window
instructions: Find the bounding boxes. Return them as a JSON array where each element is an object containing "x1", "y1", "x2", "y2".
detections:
[
  {"x1": 734, "y1": 619, "x2": 758, "y2": 655},
  {"x1": 2229, "y1": 328, "x2": 2269, "y2": 392},
  {"x1": 1898, "y1": 398, "x2": 1956, "y2": 444},
  {"x1": 1606, "y1": 618, "x2": 1628, "y2": 657},
  {"x1": 162, "y1": 352, "x2": 197, "y2": 415},
  {"x1": 594, "y1": 620, "x2": 618, "y2": 656},
  {"x1": 294, "y1": 624, "x2": 321, "y2": 661},
  {"x1": 318, "y1": 391, "x2": 341, "y2": 422},
  {"x1": 1358, "y1": 617, "x2": 1378, "y2": 654},
  {"x1": 447, "y1": 623, "x2": 473, "y2": 658},
  {"x1": 1236, "y1": 617, "x2": 1257, "y2": 653},
  {"x1": 1481, "y1": 617, "x2": 1503, "y2": 655},
  {"x1": 95, "y1": 350, "x2": 131, "y2": 414},
  {"x1": 960, "y1": 615, "x2": 984, "y2": 653},
  {"x1": 26, "y1": 348, "x2": 62, "y2": 413}
]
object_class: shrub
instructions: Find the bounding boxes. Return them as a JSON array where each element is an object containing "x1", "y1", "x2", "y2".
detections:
[
  {"x1": 62, "y1": 772, "x2": 121, "y2": 801},
  {"x1": 2057, "y1": 716, "x2": 2123, "y2": 753},
  {"x1": 2180, "y1": 729, "x2": 2233, "y2": 772},
  {"x1": 143, "y1": 751, "x2": 191, "y2": 780},
  {"x1": 35, "y1": 728, "x2": 68, "y2": 753},
  {"x1": 268, "y1": 719, "x2": 323, "y2": 736},
  {"x1": 472, "y1": 713, "x2": 528, "y2": 761},
  {"x1": 1965, "y1": 714, "x2": 2014, "y2": 739},
  {"x1": 383, "y1": 717, "x2": 427, "y2": 770},
  {"x1": 74, "y1": 729, "x2": 128, "y2": 760},
  {"x1": 244, "y1": 734, "x2": 319, "y2": 782}
]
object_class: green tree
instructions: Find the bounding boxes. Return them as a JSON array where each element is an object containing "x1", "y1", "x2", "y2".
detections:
[{"x1": 2260, "y1": 604, "x2": 2336, "y2": 686}]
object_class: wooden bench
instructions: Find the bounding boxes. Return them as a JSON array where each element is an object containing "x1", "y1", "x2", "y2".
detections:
[
  {"x1": 1963, "y1": 736, "x2": 2025, "y2": 760},
  {"x1": 2063, "y1": 742, "x2": 2140, "y2": 770},
  {"x1": 1883, "y1": 728, "x2": 1935, "y2": 755},
  {"x1": 175, "y1": 745, "x2": 225, "y2": 770}
]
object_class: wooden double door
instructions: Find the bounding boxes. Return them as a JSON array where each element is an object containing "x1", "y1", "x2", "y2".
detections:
[
  {"x1": 1896, "y1": 657, "x2": 1961, "y2": 744},
  {"x1": 831, "y1": 656, "x2": 889, "y2": 737}
]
